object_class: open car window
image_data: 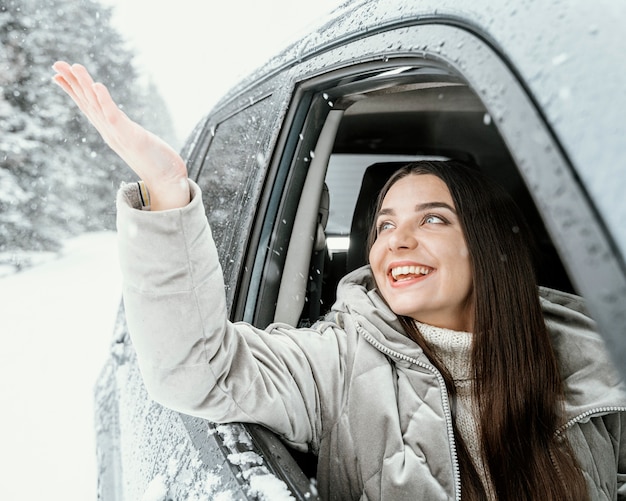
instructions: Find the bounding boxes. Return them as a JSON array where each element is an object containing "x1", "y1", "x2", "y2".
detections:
[
  {"x1": 262, "y1": 62, "x2": 572, "y2": 329},
  {"x1": 244, "y1": 23, "x2": 625, "y2": 377}
]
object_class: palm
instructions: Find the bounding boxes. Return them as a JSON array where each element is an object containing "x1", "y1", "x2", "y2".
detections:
[{"x1": 52, "y1": 62, "x2": 189, "y2": 210}]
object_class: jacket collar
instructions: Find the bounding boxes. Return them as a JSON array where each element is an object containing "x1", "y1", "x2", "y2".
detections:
[
  {"x1": 332, "y1": 265, "x2": 426, "y2": 360},
  {"x1": 332, "y1": 267, "x2": 626, "y2": 420}
]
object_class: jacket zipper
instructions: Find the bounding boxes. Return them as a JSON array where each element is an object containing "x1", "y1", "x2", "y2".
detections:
[
  {"x1": 555, "y1": 406, "x2": 626, "y2": 437},
  {"x1": 357, "y1": 325, "x2": 462, "y2": 501},
  {"x1": 356, "y1": 322, "x2": 625, "y2": 501}
]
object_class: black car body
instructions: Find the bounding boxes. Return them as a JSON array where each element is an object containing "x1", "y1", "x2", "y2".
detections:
[{"x1": 95, "y1": 0, "x2": 626, "y2": 498}]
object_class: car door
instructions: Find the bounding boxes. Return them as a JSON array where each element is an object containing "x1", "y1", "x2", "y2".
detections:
[{"x1": 95, "y1": 81, "x2": 319, "y2": 500}]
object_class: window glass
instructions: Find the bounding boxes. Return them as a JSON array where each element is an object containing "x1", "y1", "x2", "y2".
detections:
[{"x1": 196, "y1": 96, "x2": 274, "y2": 308}]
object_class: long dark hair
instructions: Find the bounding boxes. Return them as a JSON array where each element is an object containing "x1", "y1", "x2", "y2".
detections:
[{"x1": 368, "y1": 160, "x2": 588, "y2": 501}]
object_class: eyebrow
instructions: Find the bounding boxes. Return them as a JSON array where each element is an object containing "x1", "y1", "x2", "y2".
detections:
[{"x1": 376, "y1": 201, "x2": 457, "y2": 218}]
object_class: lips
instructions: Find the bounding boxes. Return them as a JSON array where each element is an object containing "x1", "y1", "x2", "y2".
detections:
[{"x1": 390, "y1": 264, "x2": 433, "y2": 282}]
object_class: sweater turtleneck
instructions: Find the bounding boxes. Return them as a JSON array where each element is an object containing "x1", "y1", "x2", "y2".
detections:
[{"x1": 415, "y1": 321, "x2": 495, "y2": 499}]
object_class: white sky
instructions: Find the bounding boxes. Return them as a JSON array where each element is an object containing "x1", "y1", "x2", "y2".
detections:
[{"x1": 99, "y1": 0, "x2": 346, "y2": 143}]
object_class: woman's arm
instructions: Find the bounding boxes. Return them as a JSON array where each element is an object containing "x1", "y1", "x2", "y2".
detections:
[
  {"x1": 54, "y1": 63, "x2": 344, "y2": 449},
  {"x1": 117, "y1": 180, "x2": 342, "y2": 449},
  {"x1": 52, "y1": 61, "x2": 189, "y2": 210}
]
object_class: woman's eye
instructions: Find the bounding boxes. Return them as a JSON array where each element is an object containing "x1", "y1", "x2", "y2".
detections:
[
  {"x1": 377, "y1": 221, "x2": 394, "y2": 233},
  {"x1": 424, "y1": 214, "x2": 446, "y2": 225}
]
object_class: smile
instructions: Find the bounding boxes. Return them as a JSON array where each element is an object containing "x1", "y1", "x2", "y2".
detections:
[{"x1": 390, "y1": 265, "x2": 433, "y2": 281}]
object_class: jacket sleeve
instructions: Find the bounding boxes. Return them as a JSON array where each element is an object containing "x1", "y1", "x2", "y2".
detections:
[{"x1": 116, "y1": 180, "x2": 346, "y2": 451}]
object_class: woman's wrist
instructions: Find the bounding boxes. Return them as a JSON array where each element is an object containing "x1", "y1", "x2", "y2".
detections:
[{"x1": 144, "y1": 176, "x2": 191, "y2": 211}]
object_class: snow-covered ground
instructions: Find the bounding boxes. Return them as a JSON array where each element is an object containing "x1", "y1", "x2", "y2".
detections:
[{"x1": 0, "y1": 232, "x2": 121, "y2": 500}]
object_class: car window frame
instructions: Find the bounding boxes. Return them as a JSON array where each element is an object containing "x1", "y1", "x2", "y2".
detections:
[{"x1": 240, "y1": 21, "x2": 626, "y2": 372}]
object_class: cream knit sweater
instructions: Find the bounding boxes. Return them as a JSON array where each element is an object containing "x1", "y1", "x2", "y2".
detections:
[{"x1": 416, "y1": 321, "x2": 495, "y2": 499}]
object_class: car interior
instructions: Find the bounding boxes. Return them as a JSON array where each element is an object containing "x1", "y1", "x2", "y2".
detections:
[{"x1": 271, "y1": 64, "x2": 574, "y2": 330}]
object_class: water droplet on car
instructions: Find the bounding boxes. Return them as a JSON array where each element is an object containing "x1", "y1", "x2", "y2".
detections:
[{"x1": 552, "y1": 53, "x2": 569, "y2": 66}]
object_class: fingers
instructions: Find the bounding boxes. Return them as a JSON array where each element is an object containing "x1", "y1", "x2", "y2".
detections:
[
  {"x1": 52, "y1": 73, "x2": 74, "y2": 97},
  {"x1": 53, "y1": 61, "x2": 92, "y2": 95},
  {"x1": 52, "y1": 62, "x2": 80, "y2": 103},
  {"x1": 71, "y1": 64, "x2": 101, "y2": 109},
  {"x1": 52, "y1": 61, "x2": 85, "y2": 102},
  {"x1": 53, "y1": 62, "x2": 100, "y2": 116},
  {"x1": 51, "y1": 61, "x2": 190, "y2": 203},
  {"x1": 92, "y1": 81, "x2": 127, "y2": 127},
  {"x1": 52, "y1": 61, "x2": 126, "y2": 143}
]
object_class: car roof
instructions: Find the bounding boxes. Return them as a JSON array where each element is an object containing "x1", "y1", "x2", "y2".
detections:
[{"x1": 213, "y1": 0, "x2": 626, "y2": 263}]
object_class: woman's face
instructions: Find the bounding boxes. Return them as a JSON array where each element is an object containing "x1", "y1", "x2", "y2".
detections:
[{"x1": 368, "y1": 174, "x2": 474, "y2": 332}]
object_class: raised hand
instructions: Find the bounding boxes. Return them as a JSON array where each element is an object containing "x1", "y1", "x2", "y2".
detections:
[{"x1": 52, "y1": 61, "x2": 190, "y2": 210}]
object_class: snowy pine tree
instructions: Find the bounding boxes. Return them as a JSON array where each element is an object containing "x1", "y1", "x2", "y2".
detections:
[{"x1": 1, "y1": 0, "x2": 176, "y2": 258}]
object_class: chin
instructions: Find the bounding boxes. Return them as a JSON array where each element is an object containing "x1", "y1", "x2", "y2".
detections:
[{"x1": 388, "y1": 303, "x2": 422, "y2": 319}]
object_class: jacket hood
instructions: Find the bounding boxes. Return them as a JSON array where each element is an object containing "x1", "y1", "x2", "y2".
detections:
[
  {"x1": 539, "y1": 287, "x2": 626, "y2": 421},
  {"x1": 332, "y1": 267, "x2": 626, "y2": 421},
  {"x1": 331, "y1": 265, "x2": 426, "y2": 358}
]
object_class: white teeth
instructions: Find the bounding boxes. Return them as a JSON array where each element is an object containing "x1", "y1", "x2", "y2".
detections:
[{"x1": 391, "y1": 265, "x2": 431, "y2": 280}]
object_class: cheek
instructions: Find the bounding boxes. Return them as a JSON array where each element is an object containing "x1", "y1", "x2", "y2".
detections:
[
  {"x1": 458, "y1": 249, "x2": 473, "y2": 290},
  {"x1": 367, "y1": 239, "x2": 380, "y2": 266},
  {"x1": 459, "y1": 248, "x2": 472, "y2": 277},
  {"x1": 368, "y1": 241, "x2": 386, "y2": 282},
  {"x1": 442, "y1": 244, "x2": 472, "y2": 287}
]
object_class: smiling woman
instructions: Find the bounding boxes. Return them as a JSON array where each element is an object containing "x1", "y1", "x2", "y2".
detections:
[
  {"x1": 368, "y1": 170, "x2": 473, "y2": 332},
  {"x1": 366, "y1": 160, "x2": 590, "y2": 500}
]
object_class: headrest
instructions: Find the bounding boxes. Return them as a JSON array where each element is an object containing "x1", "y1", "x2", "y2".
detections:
[{"x1": 346, "y1": 162, "x2": 409, "y2": 272}]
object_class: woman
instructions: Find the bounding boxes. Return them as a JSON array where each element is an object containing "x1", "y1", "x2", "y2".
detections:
[{"x1": 53, "y1": 62, "x2": 625, "y2": 500}]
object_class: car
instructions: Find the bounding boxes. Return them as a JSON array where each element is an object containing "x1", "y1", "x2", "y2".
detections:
[{"x1": 94, "y1": 0, "x2": 626, "y2": 499}]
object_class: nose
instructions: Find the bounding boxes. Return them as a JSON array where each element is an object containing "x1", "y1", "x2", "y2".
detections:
[{"x1": 387, "y1": 224, "x2": 418, "y2": 251}]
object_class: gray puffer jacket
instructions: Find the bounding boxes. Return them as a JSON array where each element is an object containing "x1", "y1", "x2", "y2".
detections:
[{"x1": 117, "y1": 181, "x2": 626, "y2": 500}]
